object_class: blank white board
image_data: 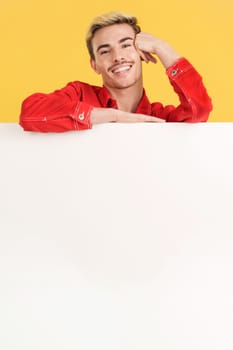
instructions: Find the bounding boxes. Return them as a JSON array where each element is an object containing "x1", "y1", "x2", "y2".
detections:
[{"x1": 0, "y1": 123, "x2": 233, "y2": 350}]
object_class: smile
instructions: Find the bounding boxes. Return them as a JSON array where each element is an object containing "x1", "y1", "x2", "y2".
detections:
[{"x1": 110, "y1": 64, "x2": 132, "y2": 74}]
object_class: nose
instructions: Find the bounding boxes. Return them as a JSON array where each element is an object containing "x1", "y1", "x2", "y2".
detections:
[{"x1": 111, "y1": 48, "x2": 125, "y2": 63}]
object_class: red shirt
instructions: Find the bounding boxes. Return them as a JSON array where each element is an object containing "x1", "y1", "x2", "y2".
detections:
[{"x1": 19, "y1": 58, "x2": 212, "y2": 132}]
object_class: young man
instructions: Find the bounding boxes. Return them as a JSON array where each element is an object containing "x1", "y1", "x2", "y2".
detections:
[{"x1": 19, "y1": 12, "x2": 212, "y2": 132}]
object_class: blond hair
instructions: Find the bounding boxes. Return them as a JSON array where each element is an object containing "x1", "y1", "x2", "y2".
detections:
[{"x1": 86, "y1": 12, "x2": 141, "y2": 59}]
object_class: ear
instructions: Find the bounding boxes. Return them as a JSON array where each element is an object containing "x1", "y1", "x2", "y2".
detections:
[{"x1": 90, "y1": 58, "x2": 101, "y2": 74}]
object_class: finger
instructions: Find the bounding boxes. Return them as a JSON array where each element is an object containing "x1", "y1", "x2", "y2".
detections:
[
  {"x1": 133, "y1": 115, "x2": 165, "y2": 123},
  {"x1": 144, "y1": 116, "x2": 166, "y2": 122},
  {"x1": 116, "y1": 113, "x2": 166, "y2": 123},
  {"x1": 138, "y1": 49, "x2": 149, "y2": 63},
  {"x1": 138, "y1": 50, "x2": 157, "y2": 64},
  {"x1": 144, "y1": 52, "x2": 157, "y2": 64}
]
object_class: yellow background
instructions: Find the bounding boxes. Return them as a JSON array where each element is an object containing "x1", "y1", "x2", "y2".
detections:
[{"x1": 1, "y1": 0, "x2": 233, "y2": 122}]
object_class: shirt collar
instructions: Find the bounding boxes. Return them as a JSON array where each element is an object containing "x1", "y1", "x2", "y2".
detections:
[
  {"x1": 98, "y1": 86, "x2": 151, "y2": 113},
  {"x1": 98, "y1": 86, "x2": 117, "y2": 108},
  {"x1": 135, "y1": 90, "x2": 152, "y2": 115}
]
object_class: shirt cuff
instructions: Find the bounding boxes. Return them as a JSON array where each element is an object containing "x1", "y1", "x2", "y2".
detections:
[
  {"x1": 166, "y1": 57, "x2": 193, "y2": 80},
  {"x1": 71, "y1": 102, "x2": 93, "y2": 130}
]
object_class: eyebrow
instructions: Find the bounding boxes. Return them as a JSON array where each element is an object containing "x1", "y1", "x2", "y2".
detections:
[
  {"x1": 119, "y1": 37, "x2": 134, "y2": 44},
  {"x1": 96, "y1": 37, "x2": 134, "y2": 53}
]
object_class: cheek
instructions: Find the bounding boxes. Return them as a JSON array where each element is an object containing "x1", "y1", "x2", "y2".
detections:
[
  {"x1": 93, "y1": 62, "x2": 104, "y2": 75},
  {"x1": 95, "y1": 60, "x2": 109, "y2": 75},
  {"x1": 131, "y1": 51, "x2": 142, "y2": 67},
  {"x1": 95, "y1": 64, "x2": 101, "y2": 74},
  {"x1": 134, "y1": 55, "x2": 142, "y2": 69},
  {"x1": 131, "y1": 46, "x2": 140, "y2": 57}
]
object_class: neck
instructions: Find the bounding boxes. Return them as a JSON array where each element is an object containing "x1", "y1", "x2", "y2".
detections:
[{"x1": 105, "y1": 83, "x2": 143, "y2": 113}]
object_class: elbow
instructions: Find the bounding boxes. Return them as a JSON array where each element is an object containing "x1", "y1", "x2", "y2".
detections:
[
  {"x1": 19, "y1": 100, "x2": 30, "y2": 131},
  {"x1": 19, "y1": 100, "x2": 29, "y2": 129},
  {"x1": 19, "y1": 116, "x2": 32, "y2": 132},
  {"x1": 186, "y1": 97, "x2": 213, "y2": 123},
  {"x1": 196, "y1": 92, "x2": 213, "y2": 122},
  {"x1": 19, "y1": 94, "x2": 47, "y2": 132},
  {"x1": 19, "y1": 101, "x2": 34, "y2": 131},
  {"x1": 196, "y1": 98, "x2": 213, "y2": 122}
]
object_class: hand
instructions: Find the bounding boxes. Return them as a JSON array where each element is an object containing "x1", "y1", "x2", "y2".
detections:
[
  {"x1": 135, "y1": 32, "x2": 160, "y2": 64},
  {"x1": 115, "y1": 111, "x2": 165, "y2": 123},
  {"x1": 90, "y1": 108, "x2": 165, "y2": 124},
  {"x1": 135, "y1": 32, "x2": 180, "y2": 68}
]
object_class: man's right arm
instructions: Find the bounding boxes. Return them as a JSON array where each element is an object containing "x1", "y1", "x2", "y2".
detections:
[
  {"x1": 90, "y1": 108, "x2": 164, "y2": 124},
  {"x1": 19, "y1": 83, "x2": 164, "y2": 133},
  {"x1": 19, "y1": 83, "x2": 93, "y2": 132}
]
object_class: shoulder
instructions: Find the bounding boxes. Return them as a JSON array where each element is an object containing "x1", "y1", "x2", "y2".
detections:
[{"x1": 66, "y1": 80, "x2": 102, "y2": 93}]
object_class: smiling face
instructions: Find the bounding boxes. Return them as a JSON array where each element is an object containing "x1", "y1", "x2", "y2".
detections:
[{"x1": 90, "y1": 23, "x2": 143, "y2": 91}]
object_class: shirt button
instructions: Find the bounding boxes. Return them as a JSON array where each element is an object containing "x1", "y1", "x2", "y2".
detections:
[
  {"x1": 78, "y1": 113, "x2": 85, "y2": 121},
  {"x1": 171, "y1": 69, "x2": 178, "y2": 76}
]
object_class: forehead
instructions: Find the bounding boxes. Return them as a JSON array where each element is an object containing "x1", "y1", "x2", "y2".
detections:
[{"x1": 92, "y1": 23, "x2": 136, "y2": 48}]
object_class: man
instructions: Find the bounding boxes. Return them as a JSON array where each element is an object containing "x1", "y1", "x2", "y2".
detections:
[{"x1": 19, "y1": 12, "x2": 212, "y2": 132}]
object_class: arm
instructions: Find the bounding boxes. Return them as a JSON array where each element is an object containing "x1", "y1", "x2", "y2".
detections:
[
  {"x1": 90, "y1": 108, "x2": 165, "y2": 124},
  {"x1": 19, "y1": 82, "x2": 164, "y2": 132},
  {"x1": 135, "y1": 32, "x2": 180, "y2": 68},
  {"x1": 164, "y1": 58, "x2": 213, "y2": 122},
  {"x1": 19, "y1": 83, "x2": 93, "y2": 132},
  {"x1": 135, "y1": 33, "x2": 213, "y2": 122}
]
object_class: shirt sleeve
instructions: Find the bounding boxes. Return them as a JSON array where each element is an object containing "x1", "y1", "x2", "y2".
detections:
[
  {"x1": 19, "y1": 82, "x2": 94, "y2": 132},
  {"x1": 151, "y1": 58, "x2": 213, "y2": 122}
]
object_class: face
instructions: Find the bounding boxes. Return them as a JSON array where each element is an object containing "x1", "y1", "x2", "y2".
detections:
[{"x1": 90, "y1": 23, "x2": 142, "y2": 90}]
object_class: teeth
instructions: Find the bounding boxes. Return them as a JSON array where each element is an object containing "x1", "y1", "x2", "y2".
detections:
[{"x1": 113, "y1": 65, "x2": 130, "y2": 73}]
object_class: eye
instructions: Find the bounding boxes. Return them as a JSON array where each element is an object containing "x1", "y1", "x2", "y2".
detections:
[
  {"x1": 122, "y1": 43, "x2": 132, "y2": 48},
  {"x1": 100, "y1": 49, "x2": 110, "y2": 55}
]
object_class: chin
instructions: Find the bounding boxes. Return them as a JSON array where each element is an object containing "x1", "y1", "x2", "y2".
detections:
[
  {"x1": 113, "y1": 79, "x2": 138, "y2": 89},
  {"x1": 117, "y1": 84, "x2": 135, "y2": 89}
]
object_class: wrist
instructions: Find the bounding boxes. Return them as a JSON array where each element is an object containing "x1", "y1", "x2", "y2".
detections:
[
  {"x1": 90, "y1": 107, "x2": 117, "y2": 124},
  {"x1": 155, "y1": 42, "x2": 180, "y2": 69}
]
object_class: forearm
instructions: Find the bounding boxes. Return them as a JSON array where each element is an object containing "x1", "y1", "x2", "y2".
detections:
[
  {"x1": 19, "y1": 92, "x2": 92, "y2": 132},
  {"x1": 90, "y1": 108, "x2": 165, "y2": 124},
  {"x1": 153, "y1": 39, "x2": 180, "y2": 69},
  {"x1": 90, "y1": 108, "x2": 117, "y2": 124},
  {"x1": 135, "y1": 33, "x2": 180, "y2": 69},
  {"x1": 166, "y1": 58, "x2": 213, "y2": 122}
]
